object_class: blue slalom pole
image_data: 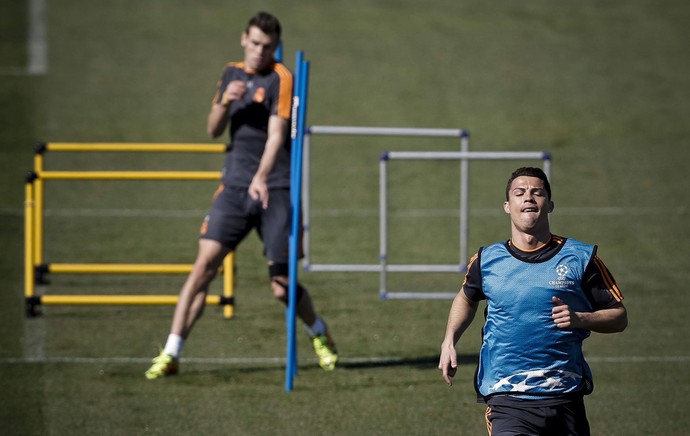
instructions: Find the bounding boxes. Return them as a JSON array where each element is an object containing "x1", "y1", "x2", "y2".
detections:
[
  {"x1": 286, "y1": 51, "x2": 309, "y2": 392},
  {"x1": 274, "y1": 42, "x2": 283, "y2": 62},
  {"x1": 285, "y1": 52, "x2": 301, "y2": 392},
  {"x1": 293, "y1": 60, "x2": 310, "y2": 378}
]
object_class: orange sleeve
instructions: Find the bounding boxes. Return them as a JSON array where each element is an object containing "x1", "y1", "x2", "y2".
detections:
[{"x1": 273, "y1": 63, "x2": 293, "y2": 120}]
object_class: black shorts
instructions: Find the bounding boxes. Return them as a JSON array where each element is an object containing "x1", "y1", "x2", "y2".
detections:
[
  {"x1": 485, "y1": 397, "x2": 590, "y2": 436},
  {"x1": 200, "y1": 185, "x2": 291, "y2": 264}
]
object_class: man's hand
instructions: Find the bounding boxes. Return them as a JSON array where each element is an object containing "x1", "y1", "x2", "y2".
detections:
[
  {"x1": 208, "y1": 81, "x2": 247, "y2": 138},
  {"x1": 438, "y1": 340, "x2": 458, "y2": 386},
  {"x1": 221, "y1": 80, "x2": 247, "y2": 106},
  {"x1": 552, "y1": 296, "x2": 583, "y2": 329},
  {"x1": 553, "y1": 296, "x2": 628, "y2": 333},
  {"x1": 248, "y1": 176, "x2": 269, "y2": 209}
]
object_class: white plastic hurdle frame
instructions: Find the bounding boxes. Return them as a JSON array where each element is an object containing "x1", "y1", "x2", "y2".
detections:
[
  {"x1": 301, "y1": 126, "x2": 469, "y2": 272},
  {"x1": 379, "y1": 150, "x2": 551, "y2": 299},
  {"x1": 302, "y1": 125, "x2": 551, "y2": 299}
]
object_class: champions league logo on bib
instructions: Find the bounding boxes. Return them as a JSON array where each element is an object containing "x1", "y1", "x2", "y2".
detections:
[
  {"x1": 549, "y1": 264, "x2": 575, "y2": 288},
  {"x1": 556, "y1": 264, "x2": 569, "y2": 280}
]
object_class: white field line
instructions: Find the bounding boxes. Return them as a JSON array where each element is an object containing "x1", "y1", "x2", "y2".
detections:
[
  {"x1": 0, "y1": 67, "x2": 29, "y2": 75},
  {"x1": 0, "y1": 206, "x2": 686, "y2": 218},
  {"x1": 0, "y1": 0, "x2": 47, "y2": 76},
  {"x1": 21, "y1": 315, "x2": 46, "y2": 361},
  {"x1": 1, "y1": 355, "x2": 689, "y2": 365},
  {"x1": 27, "y1": 0, "x2": 48, "y2": 75}
]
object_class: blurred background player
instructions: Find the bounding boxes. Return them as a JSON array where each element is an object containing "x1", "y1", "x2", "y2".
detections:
[
  {"x1": 438, "y1": 167, "x2": 627, "y2": 435},
  {"x1": 146, "y1": 11, "x2": 338, "y2": 379}
]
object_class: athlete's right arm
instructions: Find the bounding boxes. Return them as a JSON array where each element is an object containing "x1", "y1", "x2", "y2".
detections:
[
  {"x1": 207, "y1": 80, "x2": 247, "y2": 138},
  {"x1": 439, "y1": 290, "x2": 478, "y2": 386},
  {"x1": 207, "y1": 104, "x2": 229, "y2": 138}
]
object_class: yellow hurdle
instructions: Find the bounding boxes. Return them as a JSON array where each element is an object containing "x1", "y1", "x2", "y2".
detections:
[{"x1": 25, "y1": 142, "x2": 235, "y2": 319}]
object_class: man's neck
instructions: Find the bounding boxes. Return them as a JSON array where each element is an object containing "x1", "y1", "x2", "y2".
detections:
[{"x1": 510, "y1": 230, "x2": 552, "y2": 252}]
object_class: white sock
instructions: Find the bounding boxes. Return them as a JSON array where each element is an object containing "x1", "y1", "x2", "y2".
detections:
[
  {"x1": 305, "y1": 317, "x2": 326, "y2": 337},
  {"x1": 163, "y1": 334, "x2": 184, "y2": 359}
]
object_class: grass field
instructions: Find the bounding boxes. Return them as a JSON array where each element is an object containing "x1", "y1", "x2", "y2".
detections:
[{"x1": 1, "y1": 0, "x2": 689, "y2": 434}]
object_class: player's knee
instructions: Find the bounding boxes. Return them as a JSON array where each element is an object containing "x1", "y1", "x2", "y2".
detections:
[
  {"x1": 271, "y1": 278, "x2": 289, "y2": 302},
  {"x1": 192, "y1": 255, "x2": 220, "y2": 280},
  {"x1": 190, "y1": 267, "x2": 217, "y2": 292},
  {"x1": 269, "y1": 263, "x2": 305, "y2": 304}
]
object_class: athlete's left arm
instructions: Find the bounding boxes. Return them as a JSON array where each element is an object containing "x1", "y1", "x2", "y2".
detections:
[
  {"x1": 551, "y1": 255, "x2": 628, "y2": 333},
  {"x1": 248, "y1": 115, "x2": 289, "y2": 209},
  {"x1": 552, "y1": 297, "x2": 627, "y2": 333}
]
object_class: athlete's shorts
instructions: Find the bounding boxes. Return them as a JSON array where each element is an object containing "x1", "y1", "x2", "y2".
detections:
[
  {"x1": 200, "y1": 185, "x2": 291, "y2": 263},
  {"x1": 485, "y1": 398, "x2": 590, "y2": 435}
]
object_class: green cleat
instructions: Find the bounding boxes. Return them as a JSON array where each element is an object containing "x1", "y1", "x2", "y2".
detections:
[
  {"x1": 145, "y1": 351, "x2": 179, "y2": 380},
  {"x1": 312, "y1": 334, "x2": 338, "y2": 371}
]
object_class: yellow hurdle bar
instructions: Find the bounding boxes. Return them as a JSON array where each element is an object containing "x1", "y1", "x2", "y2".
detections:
[
  {"x1": 38, "y1": 171, "x2": 221, "y2": 180},
  {"x1": 48, "y1": 263, "x2": 199, "y2": 274},
  {"x1": 40, "y1": 295, "x2": 223, "y2": 305},
  {"x1": 46, "y1": 143, "x2": 227, "y2": 153}
]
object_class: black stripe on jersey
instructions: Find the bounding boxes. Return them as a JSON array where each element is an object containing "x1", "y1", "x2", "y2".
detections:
[{"x1": 592, "y1": 256, "x2": 624, "y2": 302}]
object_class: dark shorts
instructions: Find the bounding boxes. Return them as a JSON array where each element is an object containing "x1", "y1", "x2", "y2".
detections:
[
  {"x1": 486, "y1": 398, "x2": 590, "y2": 436},
  {"x1": 200, "y1": 185, "x2": 291, "y2": 264}
]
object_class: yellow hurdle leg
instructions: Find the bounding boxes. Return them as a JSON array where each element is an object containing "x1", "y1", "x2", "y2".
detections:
[
  {"x1": 24, "y1": 178, "x2": 35, "y2": 299},
  {"x1": 223, "y1": 252, "x2": 235, "y2": 319}
]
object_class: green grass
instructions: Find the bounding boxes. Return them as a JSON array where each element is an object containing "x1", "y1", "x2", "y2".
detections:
[{"x1": 1, "y1": 0, "x2": 689, "y2": 434}]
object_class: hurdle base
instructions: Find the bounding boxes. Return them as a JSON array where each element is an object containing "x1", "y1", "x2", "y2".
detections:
[
  {"x1": 25, "y1": 296, "x2": 42, "y2": 317},
  {"x1": 34, "y1": 265, "x2": 50, "y2": 285}
]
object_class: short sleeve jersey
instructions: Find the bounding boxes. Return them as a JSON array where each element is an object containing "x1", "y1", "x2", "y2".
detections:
[{"x1": 212, "y1": 61, "x2": 293, "y2": 189}]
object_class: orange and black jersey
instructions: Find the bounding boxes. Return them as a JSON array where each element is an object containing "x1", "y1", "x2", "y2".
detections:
[
  {"x1": 212, "y1": 61, "x2": 294, "y2": 189},
  {"x1": 463, "y1": 234, "x2": 623, "y2": 309}
]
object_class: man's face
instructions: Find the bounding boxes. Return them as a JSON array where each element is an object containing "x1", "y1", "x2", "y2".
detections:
[
  {"x1": 503, "y1": 176, "x2": 553, "y2": 233},
  {"x1": 241, "y1": 26, "x2": 278, "y2": 72}
]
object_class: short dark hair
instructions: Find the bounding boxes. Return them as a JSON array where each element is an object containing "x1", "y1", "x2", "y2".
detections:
[
  {"x1": 246, "y1": 12, "x2": 281, "y2": 40},
  {"x1": 505, "y1": 167, "x2": 551, "y2": 200}
]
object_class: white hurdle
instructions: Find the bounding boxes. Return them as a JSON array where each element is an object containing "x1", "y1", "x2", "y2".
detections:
[
  {"x1": 302, "y1": 125, "x2": 469, "y2": 274},
  {"x1": 301, "y1": 125, "x2": 551, "y2": 300},
  {"x1": 379, "y1": 150, "x2": 551, "y2": 300}
]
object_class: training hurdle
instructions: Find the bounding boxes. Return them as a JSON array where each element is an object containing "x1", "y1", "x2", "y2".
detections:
[
  {"x1": 300, "y1": 126, "x2": 469, "y2": 295},
  {"x1": 301, "y1": 126, "x2": 470, "y2": 273},
  {"x1": 24, "y1": 142, "x2": 236, "y2": 318},
  {"x1": 300, "y1": 126, "x2": 551, "y2": 299},
  {"x1": 379, "y1": 150, "x2": 551, "y2": 299}
]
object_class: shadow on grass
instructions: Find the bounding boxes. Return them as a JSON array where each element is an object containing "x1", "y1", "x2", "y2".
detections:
[
  {"x1": 338, "y1": 353, "x2": 478, "y2": 370},
  {"x1": 146, "y1": 354, "x2": 480, "y2": 382}
]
